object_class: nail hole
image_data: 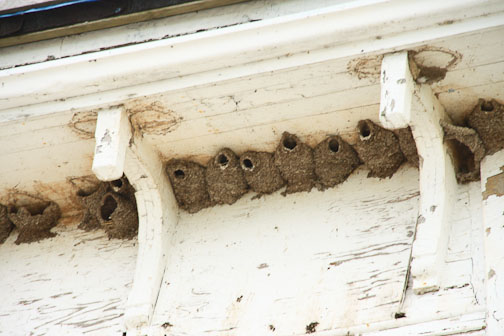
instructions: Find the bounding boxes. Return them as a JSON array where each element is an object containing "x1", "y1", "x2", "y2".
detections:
[
  {"x1": 283, "y1": 135, "x2": 297, "y2": 150},
  {"x1": 174, "y1": 169, "x2": 185, "y2": 179},
  {"x1": 100, "y1": 195, "x2": 117, "y2": 221},
  {"x1": 242, "y1": 158, "x2": 254, "y2": 170},
  {"x1": 328, "y1": 138, "x2": 340, "y2": 153},
  {"x1": 218, "y1": 154, "x2": 229, "y2": 167}
]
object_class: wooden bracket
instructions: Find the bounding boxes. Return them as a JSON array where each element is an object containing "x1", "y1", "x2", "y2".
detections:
[
  {"x1": 379, "y1": 51, "x2": 458, "y2": 294},
  {"x1": 92, "y1": 106, "x2": 131, "y2": 181}
]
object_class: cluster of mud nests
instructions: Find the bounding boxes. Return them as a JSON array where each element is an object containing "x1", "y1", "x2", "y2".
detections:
[
  {"x1": 0, "y1": 196, "x2": 61, "y2": 245},
  {"x1": 0, "y1": 176, "x2": 139, "y2": 245},
  {"x1": 76, "y1": 175, "x2": 138, "y2": 240},
  {"x1": 166, "y1": 120, "x2": 419, "y2": 214}
]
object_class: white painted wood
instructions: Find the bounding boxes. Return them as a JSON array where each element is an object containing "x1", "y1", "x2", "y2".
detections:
[
  {"x1": 92, "y1": 106, "x2": 131, "y2": 181},
  {"x1": 123, "y1": 135, "x2": 179, "y2": 333},
  {"x1": 0, "y1": 224, "x2": 137, "y2": 335},
  {"x1": 0, "y1": 0, "x2": 503, "y2": 115},
  {"x1": 379, "y1": 51, "x2": 458, "y2": 294},
  {"x1": 480, "y1": 150, "x2": 504, "y2": 335}
]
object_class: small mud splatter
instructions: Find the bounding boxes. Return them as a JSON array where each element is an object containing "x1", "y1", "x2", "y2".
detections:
[
  {"x1": 166, "y1": 159, "x2": 211, "y2": 213},
  {"x1": 274, "y1": 132, "x2": 315, "y2": 195},
  {"x1": 206, "y1": 148, "x2": 248, "y2": 205},
  {"x1": 240, "y1": 151, "x2": 285, "y2": 195},
  {"x1": 305, "y1": 322, "x2": 319, "y2": 334},
  {"x1": 354, "y1": 120, "x2": 404, "y2": 178},
  {"x1": 314, "y1": 135, "x2": 360, "y2": 189}
]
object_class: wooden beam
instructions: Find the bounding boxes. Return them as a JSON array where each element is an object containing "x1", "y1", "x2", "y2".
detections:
[
  {"x1": 379, "y1": 51, "x2": 458, "y2": 294},
  {"x1": 480, "y1": 150, "x2": 504, "y2": 335}
]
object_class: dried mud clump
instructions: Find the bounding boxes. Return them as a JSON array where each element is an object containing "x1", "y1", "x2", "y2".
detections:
[
  {"x1": 206, "y1": 148, "x2": 248, "y2": 205},
  {"x1": 354, "y1": 120, "x2": 405, "y2": 178},
  {"x1": 8, "y1": 200, "x2": 61, "y2": 244},
  {"x1": 240, "y1": 151, "x2": 285, "y2": 195},
  {"x1": 442, "y1": 121, "x2": 486, "y2": 183},
  {"x1": 274, "y1": 132, "x2": 315, "y2": 195},
  {"x1": 166, "y1": 159, "x2": 211, "y2": 213},
  {"x1": 395, "y1": 127, "x2": 419, "y2": 168},
  {"x1": 98, "y1": 188, "x2": 138, "y2": 239},
  {"x1": 0, "y1": 204, "x2": 13, "y2": 244},
  {"x1": 467, "y1": 99, "x2": 504, "y2": 155},
  {"x1": 314, "y1": 135, "x2": 360, "y2": 189},
  {"x1": 77, "y1": 182, "x2": 108, "y2": 231}
]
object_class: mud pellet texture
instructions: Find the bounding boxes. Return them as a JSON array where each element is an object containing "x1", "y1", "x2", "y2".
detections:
[
  {"x1": 8, "y1": 201, "x2": 61, "y2": 245},
  {"x1": 240, "y1": 151, "x2": 285, "y2": 195},
  {"x1": 0, "y1": 204, "x2": 13, "y2": 244},
  {"x1": 98, "y1": 192, "x2": 138, "y2": 239},
  {"x1": 77, "y1": 182, "x2": 108, "y2": 231},
  {"x1": 206, "y1": 148, "x2": 249, "y2": 205},
  {"x1": 166, "y1": 159, "x2": 211, "y2": 213},
  {"x1": 467, "y1": 99, "x2": 504, "y2": 155},
  {"x1": 274, "y1": 132, "x2": 315, "y2": 195},
  {"x1": 314, "y1": 135, "x2": 360, "y2": 189},
  {"x1": 354, "y1": 119, "x2": 404, "y2": 178},
  {"x1": 395, "y1": 127, "x2": 419, "y2": 168},
  {"x1": 442, "y1": 121, "x2": 486, "y2": 183}
]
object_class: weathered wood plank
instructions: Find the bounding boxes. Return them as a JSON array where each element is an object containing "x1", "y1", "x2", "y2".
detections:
[{"x1": 0, "y1": 225, "x2": 137, "y2": 335}]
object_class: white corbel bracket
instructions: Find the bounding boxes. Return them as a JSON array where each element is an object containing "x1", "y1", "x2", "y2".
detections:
[
  {"x1": 92, "y1": 106, "x2": 131, "y2": 181},
  {"x1": 91, "y1": 106, "x2": 179, "y2": 333},
  {"x1": 379, "y1": 51, "x2": 457, "y2": 294}
]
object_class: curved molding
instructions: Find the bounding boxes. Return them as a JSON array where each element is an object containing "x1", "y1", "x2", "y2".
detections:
[
  {"x1": 379, "y1": 51, "x2": 457, "y2": 294},
  {"x1": 123, "y1": 136, "x2": 179, "y2": 332}
]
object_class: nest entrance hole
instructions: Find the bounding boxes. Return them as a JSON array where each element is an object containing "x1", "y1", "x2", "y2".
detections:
[
  {"x1": 481, "y1": 101, "x2": 494, "y2": 112},
  {"x1": 100, "y1": 195, "x2": 117, "y2": 221},
  {"x1": 359, "y1": 121, "x2": 372, "y2": 139},
  {"x1": 328, "y1": 138, "x2": 340, "y2": 153},
  {"x1": 283, "y1": 135, "x2": 297, "y2": 150},
  {"x1": 111, "y1": 179, "x2": 123, "y2": 188},
  {"x1": 174, "y1": 169, "x2": 185, "y2": 179},
  {"x1": 242, "y1": 158, "x2": 254, "y2": 170},
  {"x1": 218, "y1": 153, "x2": 229, "y2": 167}
]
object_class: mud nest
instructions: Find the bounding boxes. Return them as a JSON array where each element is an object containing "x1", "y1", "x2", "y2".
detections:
[
  {"x1": 442, "y1": 121, "x2": 486, "y2": 183},
  {"x1": 274, "y1": 132, "x2": 316, "y2": 195},
  {"x1": 240, "y1": 151, "x2": 285, "y2": 195},
  {"x1": 166, "y1": 159, "x2": 211, "y2": 213},
  {"x1": 354, "y1": 119, "x2": 405, "y2": 178},
  {"x1": 8, "y1": 200, "x2": 61, "y2": 244},
  {"x1": 395, "y1": 127, "x2": 419, "y2": 168},
  {"x1": 467, "y1": 99, "x2": 504, "y2": 155},
  {"x1": 0, "y1": 204, "x2": 13, "y2": 244},
  {"x1": 77, "y1": 182, "x2": 108, "y2": 231},
  {"x1": 96, "y1": 176, "x2": 138, "y2": 239},
  {"x1": 314, "y1": 135, "x2": 360, "y2": 189},
  {"x1": 206, "y1": 148, "x2": 248, "y2": 205}
]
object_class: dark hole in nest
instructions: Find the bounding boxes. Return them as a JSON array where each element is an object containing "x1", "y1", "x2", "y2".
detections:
[
  {"x1": 359, "y1": 121, "x2": 371, "y2": 138},
  {"x1": 218, "y1": 154, "x2": 229, "y2": 167},
  {"x1": 111, "y1": 179, "x2": 123, "y2": 188},
  {"x1": 447, "y1": 139, "x2": 475, "y2": 174},
  {"x1": 242, "y1": 158, "x2": 254, "y2": 170},
  {"x1": 481, "y1": 101, "x2": 494, "y2": 112},
  {"x1": 328, "y1": 138, "x2": 340, "y2": 153},
  {"x1": 174, "y1": 169, "x2": 185, "y2": 179},
  {"x1": 283, "y1": 135, "x2": 297, "y2": 150},
  {"x1": 100, "y1": 195, "x2": 117, "y2": 221},
  {"x1": 76, "y1": 189, "x2": 93, "y2": 197}
]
